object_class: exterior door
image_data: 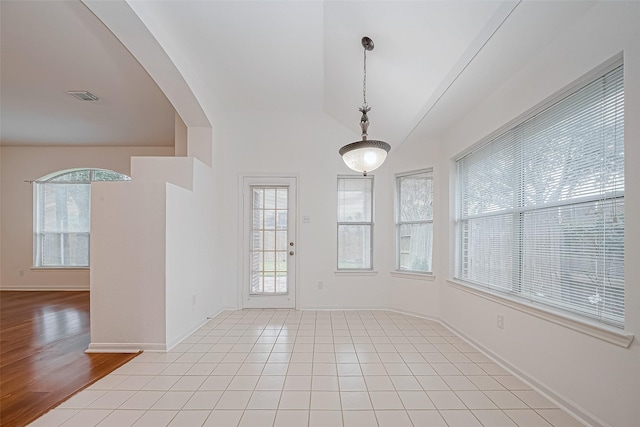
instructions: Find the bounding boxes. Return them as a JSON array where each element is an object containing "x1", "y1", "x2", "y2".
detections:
[{"x1": 242, "y1": 177, "x2": 296, "y2": 309}]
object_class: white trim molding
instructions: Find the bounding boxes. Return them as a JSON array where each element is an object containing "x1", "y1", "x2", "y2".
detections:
[
  {"x1": 391, "y1": 271, "x2": 436, "y2": 281},
  {"x1": 85, "y1": 343, "x2": 166, "y2": 353},
  {"x1": 334, "y1": 270, "x2": 378, "y2": 276},
  {"x1": 441, "y1": 318, "x2": 609, "y2": 427},
  {"x1": 85, "y1": 308, "x2": 237, "y2": 354},
  {"x1": 447, "y1": 279, "x2": 634, "y2": 348},
  {"x1": 0, "y1": 284, "x2": 89, "y2": 291},
  {"x1": 386, "y1": 307, "x2": 606, "y2": 427},
  {"x1": 299, "y1": 305, "x2": 387, "y2": 311},
  {"x1": 166, "y1": 308, "x2": 234, "y2": 351}
]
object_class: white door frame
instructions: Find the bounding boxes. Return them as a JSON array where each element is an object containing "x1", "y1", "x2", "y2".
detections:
[{"x1": 239, "y1": 175, "x2": 297, "y2": 309}]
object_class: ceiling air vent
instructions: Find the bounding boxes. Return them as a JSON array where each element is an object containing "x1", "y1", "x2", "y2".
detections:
[{"x1": 67, "y1": 90, "x2": 100, "y2": 101}]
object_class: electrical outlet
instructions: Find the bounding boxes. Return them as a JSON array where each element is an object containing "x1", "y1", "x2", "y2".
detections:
[
  {"x1": 497, "y1": 314, "x2": 504, "y2": 329},
  {"x1": 318, "y1": 281, "x2": 324, "y2": 290}
]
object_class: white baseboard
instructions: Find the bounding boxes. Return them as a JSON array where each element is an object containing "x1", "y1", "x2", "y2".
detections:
[
  {"x1": 165, "y1": 307, "x2": 237, "y2": 351},
  {"x1": 441, "y1": 319, "x2": 605, "y2": 427},
  {"x1": 0, "y1": 285, "x2": 90, "y2": 291},
  {"x1": 385, "y1": 307, "x2": 601, "y2": 427},
  {"x1": 386, "y1": 306, "x2": 443, "y2": 323},
  {"x1": 298, "y1": 305, "x2": 387, "y2": 311},
  {"x1": 207, "y1": 307, "x2": 237, "y2": 319},
  {"x1": 86, "y1": 307, "x2": 236, "y2": 354},
  {"x1": 85, "y1": 342, "x2": 166, "y2": 353}
]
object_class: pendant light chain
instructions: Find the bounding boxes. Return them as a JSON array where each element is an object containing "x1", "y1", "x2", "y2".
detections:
[
  {"x1": 362, "y1": 46, "x2": 368, "y2": 109},
  {"x1": 338, "y1": 36, "x2": 390, "y2": 176}
]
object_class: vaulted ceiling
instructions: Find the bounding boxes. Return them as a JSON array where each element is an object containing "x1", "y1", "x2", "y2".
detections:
[
  {"x1": 0, "y1": 1, "x2": 597, "y2": 149},
  {"x1": 0, "y1": 0, "x2": 175, "y2": 146}
]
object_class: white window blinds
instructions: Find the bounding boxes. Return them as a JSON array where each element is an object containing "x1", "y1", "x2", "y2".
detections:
[
  {"x1": 36, "y1": 180, "x2": 91, "y2": 267},
  {"x1": 34, "y1": 169, "x2": 130, "y2": 268},
  {"x1": 456, "y1": 64, "x2": 624, "y2": 327},
  {"x1": 338, "y1": 176, "x2": 373, "y2": 270}
]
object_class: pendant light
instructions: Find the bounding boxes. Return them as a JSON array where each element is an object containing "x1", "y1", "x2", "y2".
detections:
[{"x1": 339, "y1": 36, "x2": 391, "y2": 176}]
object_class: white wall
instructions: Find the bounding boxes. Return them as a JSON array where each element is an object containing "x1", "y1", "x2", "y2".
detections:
[
  {"x1": 212, "y1": 110, "x2": 392, "y2": 311},
  {"x1": 0, "y1": 145, "x2": 173, "y2": 290},
  {"x1": 89, "y1": 181, "x2": 168, "y2": 351},
  {"x1": 0, "y1": 146, "x2": 3, "y2": 285},
  {"x1": 384, "y1": 133, "x2": 443, "y2": 319},
  {"x1": 82, "y1": 0, "x2": 229, "y2": 353},
  {"x1": 394, "y1": 2, "x2": 640, "y2": 426},
  {"x1": 89, "y1": 154, "x2": 232, "y2": 352},
  {"x1": 166, "y1": 159, "x2": 227, "y2": 348},
  {"x1": 175, "y1": 113, "x2": 187, "y2": 157}
]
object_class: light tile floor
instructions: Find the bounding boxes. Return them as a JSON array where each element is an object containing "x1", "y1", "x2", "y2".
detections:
[{"x1": 29, "y1": 310, "x2": 584, "y2": 427}]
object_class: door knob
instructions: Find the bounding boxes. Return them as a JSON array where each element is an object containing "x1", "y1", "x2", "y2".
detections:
[
  {"x1": 289, "y1": 242, "x2": 294, "y2": 246},
  {"x1": 289, "y1": 251, "x2": 295, "y2": 256}
]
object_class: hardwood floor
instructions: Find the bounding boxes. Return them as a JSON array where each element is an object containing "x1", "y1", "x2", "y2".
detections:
[{"x1": 0, "y1": 291, "x2": 139, "y2": 427}]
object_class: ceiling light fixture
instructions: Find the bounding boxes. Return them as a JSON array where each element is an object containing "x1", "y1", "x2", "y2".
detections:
[{"x1": 339, "y1": 36, "x2": 390, "y2": 176}]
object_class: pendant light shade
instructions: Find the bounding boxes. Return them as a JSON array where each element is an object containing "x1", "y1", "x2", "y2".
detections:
[
  {"x1": 339, "y1": 139, "x2": 390, "y2": 175},
  {"x1": 339, "y1": 36, "x2": 390, "y2": 176}
]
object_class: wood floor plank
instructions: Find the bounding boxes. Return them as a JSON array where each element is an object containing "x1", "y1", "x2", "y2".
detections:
[{"x1": 0, "y1": 291, "x2": 139, "y2": 427}]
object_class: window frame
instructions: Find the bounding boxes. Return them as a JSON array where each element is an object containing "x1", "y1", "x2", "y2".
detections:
[
  {"x1": 454, "y1": 60, "x2": 625, "y2": 329},
  {"x1": 395, "y1": 168, "x2": 434, "y2": 274},
  {"x1": 337, "y1": 175, "x2": 374, "y2": 271},
  {"x1": 33, "y1": 168, "x2": 130, "y2": 269}
]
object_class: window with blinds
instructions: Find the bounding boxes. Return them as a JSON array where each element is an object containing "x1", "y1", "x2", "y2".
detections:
[
  {"x1": 34, "y1": 169, "x2": 131, "y2": 268},
  {"x1": 456, "y1": 63, "x2": 624, "y2": 327},
  {"x1": 337, "y1": 176, "x2": 374, "y2": 270},
  {"x1": 396, "y1": 170, "x2": 433, "y2": 273}
]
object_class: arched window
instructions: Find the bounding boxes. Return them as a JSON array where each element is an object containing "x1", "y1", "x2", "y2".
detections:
[{"x1": 34, "y1": 168, "x2": 130, "y2": 268}]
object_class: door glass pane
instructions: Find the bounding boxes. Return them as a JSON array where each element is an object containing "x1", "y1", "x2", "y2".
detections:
[
  {"x1": 264, "y1": 210, "x2": 275, "y2": 229},
  {"x1": 264, "y1": 231, "x2": 275, "y2": 249},
  {"x1": 277, "y1": 211, "x2": 287, "y2": 229},
  {"x1": 264, "y1": 251, "x2": 275, "y2": 271},
  {"x1": 276, "y1": 231, "x2": 287, "y2": 250},
  {"x1": 252, "y1": 231, "x2": 262, "y2": 249},
  {"x1": 253, "y1": 209, "x2": 262, "y2": 229},
  {"x1": 250, "y1": 186, "x2": 288, "y2": 295},
  {"x1": 251, "y1": 251, "x2": 262, "y2": 271},
  {"x1": 265, "y1": 189, "x2": 276, "y2": 209},
  {"x1": 276, "y1": 251, "x2": 287, "y2": 271},
  {"x1": 253, "y1": 189, "x2": 264, "y2": 209},
  {"x1": 276, "y1": 272, "x2": 287, "y2": 293},
  {"x1": 263, "y1": 272, "x2": 276, "y2": 293},
  {"x1": 251, "y1": 270, "x2": 262, "y2": 293},
  {"x1": 277, "y1": 189, "x2": 287, "y2": 209}
]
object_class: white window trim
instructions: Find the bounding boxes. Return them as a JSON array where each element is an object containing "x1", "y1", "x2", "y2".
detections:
[
  {"x1": 335, "y1": 270, "x2": 378, "y2": 276},
  {"x1": 447, "y1": 279, "x2": 633, "y2": 348},
  {"x1": 391, "y1": 271, "x2": 435, "y2": 281}
]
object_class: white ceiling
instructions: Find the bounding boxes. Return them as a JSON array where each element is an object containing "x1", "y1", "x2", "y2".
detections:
[
  {"x1": 1, "y1": 0, "x2": 596, "y2": 150},
  {"x1": 0, "y1": 0, "x2": 175, "y2": 147},
  {"x1": 127, "y1": 0, "x2": 510, "y2": 147}
]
